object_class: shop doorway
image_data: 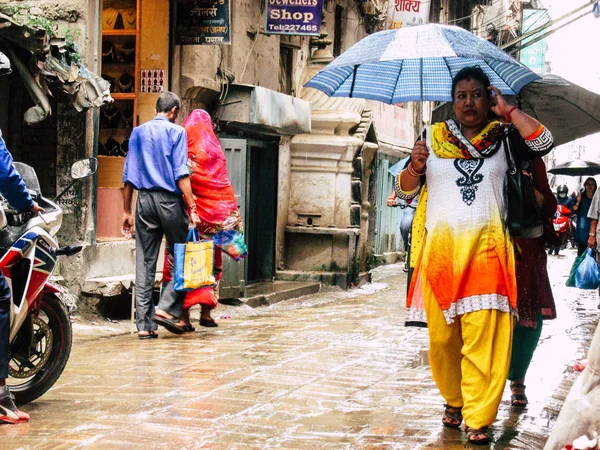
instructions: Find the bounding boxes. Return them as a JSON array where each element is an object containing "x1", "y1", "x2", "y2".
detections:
[
  {"x1": 219, "y1": 137, "x2": 278, "y2": 297},
  {"x1": 246, "y1": 139, "x2": 278, "y2": 283}
]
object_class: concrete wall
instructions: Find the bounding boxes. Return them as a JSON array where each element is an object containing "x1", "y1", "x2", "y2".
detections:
[
  {"x1": 138, "y1": 0, "x2": 170, "y2": 124},
  {"x1": 276, "y1": 136, "x2": 291, "y2": 271},
  {"x1": 171, "y1": 0, "x2": 291, "y2": 116},
  {"x1": 0, "y1": 0, "x2": 98, "y2": 295}
]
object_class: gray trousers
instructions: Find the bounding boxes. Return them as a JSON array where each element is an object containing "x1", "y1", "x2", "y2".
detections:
[{"x1": 135, "y1": 190, "x2": 189, "y2": 331}]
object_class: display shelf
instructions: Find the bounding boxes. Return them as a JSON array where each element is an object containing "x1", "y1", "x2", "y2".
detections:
[
  {"x1": 110, "y1": 93, "x2": 137, "y2": 100},
  {"x1": 102, "y1": 29, "x2": 138, "y2": 36},
  {"x1": 99, "y1": 0, "x2": 140, "y2": 239}
]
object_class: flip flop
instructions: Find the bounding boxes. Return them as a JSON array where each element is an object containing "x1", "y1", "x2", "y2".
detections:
[
  {"x1": 138, "y1": 332, "x2": 153, "y2": 340},
  {"x1": 152, "y1": 316, "x2": 184, "y2": 335},
  {"x1": 200, "y1": 318, "x2": 218, "y2": 328}
]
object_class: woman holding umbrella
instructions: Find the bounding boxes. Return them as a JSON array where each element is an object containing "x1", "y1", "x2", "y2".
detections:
[{"x1": 397, "y1": 67, "x2": 554, "y2": 444}]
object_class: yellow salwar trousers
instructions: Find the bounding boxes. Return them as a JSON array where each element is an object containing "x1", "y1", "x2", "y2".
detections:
[{"x1": 425, "y1": 290, "x2": 514, "y2": 430}]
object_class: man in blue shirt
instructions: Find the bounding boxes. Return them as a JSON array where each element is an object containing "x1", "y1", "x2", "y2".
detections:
[
  {"x1": 0, "y1": 134, "x2": 43, "y2": 423},
  {"x1": 122, "y1": 92, "x2": 200, "y2": 338}
]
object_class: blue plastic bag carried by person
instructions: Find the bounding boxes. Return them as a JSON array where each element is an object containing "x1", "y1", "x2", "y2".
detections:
[{"x1": 575, "y1": 248, "x2": 600, "y2": 289}]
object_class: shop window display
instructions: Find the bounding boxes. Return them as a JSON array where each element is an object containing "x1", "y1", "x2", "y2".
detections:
[
  {"x1": 99, "y1": 0, "x2": 138, "y2": 159},
  {"x1": 97, "y1": 0, "x2": 139, "y2": 239}
]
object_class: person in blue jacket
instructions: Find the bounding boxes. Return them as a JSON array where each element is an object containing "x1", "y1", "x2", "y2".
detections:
[{"x1": 0, "y1": 134, "x2": 43, "y2": 423}]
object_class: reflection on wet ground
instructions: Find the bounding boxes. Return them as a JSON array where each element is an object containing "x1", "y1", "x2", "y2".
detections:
[{"x1": 2, "y1": 249, "x2": 598, "y2": 449}]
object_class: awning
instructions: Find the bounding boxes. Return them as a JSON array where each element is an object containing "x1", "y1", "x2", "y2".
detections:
[
  {"x1": 0, "y1": 13, "x2": 111, "y2": 124},
  {"x1": 216, "y1": 84, "x2": 311, "y2": 136}
]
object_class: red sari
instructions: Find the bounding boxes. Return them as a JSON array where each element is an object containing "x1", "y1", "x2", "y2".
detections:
[{"x1": 162, "y1": 109, "x2": 246, "y2": 309}]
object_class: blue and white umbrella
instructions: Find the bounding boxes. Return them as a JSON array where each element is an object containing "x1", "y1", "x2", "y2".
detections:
[{"x1": 305, "y1": 24, "x2": 540, "y2": 104}]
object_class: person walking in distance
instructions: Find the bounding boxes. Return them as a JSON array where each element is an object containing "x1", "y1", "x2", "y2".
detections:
[
  {"x1": 571, "y1": 178, "x2": 597, "y2": 256},
  {"x1": 122, "y1": 92, "x2": 200, "y2": 339},
  {"x1": 0, "y1": 133, "x2": 44, "y2": 423}
]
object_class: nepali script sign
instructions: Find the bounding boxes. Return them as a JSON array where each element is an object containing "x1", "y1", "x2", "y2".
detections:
[
  {"x1": 175, "y1": 0, "x2": 231, "y2": 45},
  {"x1": 386, "y1": 0, "x2": 430, "y2": 29},
  {"x1": 265, "y1": 0, "x2": 323, "y2": 36}
]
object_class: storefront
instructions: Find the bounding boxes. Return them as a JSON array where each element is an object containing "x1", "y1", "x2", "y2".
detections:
[
  {"x1": 215, "y1": 84, "x2": 311, "y2": 297},
  {"x1": 96, "y1": 0, "x2": 170, "y2": 240}
]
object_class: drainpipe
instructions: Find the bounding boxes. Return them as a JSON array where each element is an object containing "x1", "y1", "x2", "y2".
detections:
[{"x1": 8, "y1": 47, "x2": 51, "y2": 125}]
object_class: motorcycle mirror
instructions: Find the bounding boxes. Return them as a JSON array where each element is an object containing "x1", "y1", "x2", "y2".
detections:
[
  {"x1": 0, "y1": 52, "x2": 12, "y2": 77},
  {"x1": 54, "y1": 158, "x2": 99, "y2": 203},
  {"x1": 70, "y1": 158, "x2": 98, "y2": 180}
]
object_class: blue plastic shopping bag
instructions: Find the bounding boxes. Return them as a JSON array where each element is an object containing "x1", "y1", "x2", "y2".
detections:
[
  {"x1": 173, "y1": 229, "x2": 215, "y2": 292},
  {"x1": 575, "y1": 248, "x2": 600, "y2": 290}
]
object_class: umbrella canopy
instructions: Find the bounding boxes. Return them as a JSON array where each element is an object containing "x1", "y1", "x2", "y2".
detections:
[
  {"x1": 305, "y1": 23, "x2": 540, "y2": 104},
  {"x1": 432, "y1": 75, "x2": 600, "y2": 147},
  {"x1": 547, "y1": 159, "x2": 600, "y2": 176}
]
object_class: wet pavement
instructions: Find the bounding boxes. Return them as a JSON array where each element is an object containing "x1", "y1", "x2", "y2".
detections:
[{"x1": 3, "y1": 248, "x2": 599, "y2": 449}]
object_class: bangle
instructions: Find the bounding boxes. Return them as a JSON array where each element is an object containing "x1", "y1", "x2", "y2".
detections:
[
  {"x1": 590, "y1": 233, "x2": 596, "y2": 236},
  {"x1": 406, "y1": 161, "x2": 426, "y2": 178},
  {"x1": 505, "y1": 106, "x2": 518, "y2": 122}
]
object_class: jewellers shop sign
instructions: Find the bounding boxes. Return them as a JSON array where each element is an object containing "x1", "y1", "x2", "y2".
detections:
[
  {"x1": 386, "y1": 0, "x2": 430, "y2": 29},
  {"x1": 175, "y1": 0, "x2": 231, "y2": 45},
  {"x1": 265, "y1": 0, "x2": 323, "y2": 36}
]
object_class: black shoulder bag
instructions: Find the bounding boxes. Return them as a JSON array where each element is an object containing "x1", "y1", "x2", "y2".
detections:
[{"x1": 503, "y1": 130, "x2": 543, "y2": 239}]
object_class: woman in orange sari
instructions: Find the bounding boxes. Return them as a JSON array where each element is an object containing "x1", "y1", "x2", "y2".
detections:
[{"x1": 162, "y1": 109, "x2": 247, "y2": 329}]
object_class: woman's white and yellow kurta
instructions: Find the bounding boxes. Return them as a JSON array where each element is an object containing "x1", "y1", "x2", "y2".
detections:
[{"x1": 401, "y1": 120, "x2": 519, "y2": 429}]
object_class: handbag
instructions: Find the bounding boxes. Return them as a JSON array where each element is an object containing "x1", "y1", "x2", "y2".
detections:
[
  {"x1": 503, "y1": 130, "x2": 543, "y2": 239},
  {"x1": 173, "y1": 229, "x2": 215, "y2": 292}
]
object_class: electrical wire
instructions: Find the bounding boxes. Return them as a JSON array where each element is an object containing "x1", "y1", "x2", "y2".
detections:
[
  {"x1": 452, "y1": 0, "x2": 503, "y2": 27},
  {"x1": 472, "y1": 1, "x2": 512, "y2": 34},
  {"x1": 521, "y1": 8, "x2": 550, "y2": 35},
  {"x1": 239, "y1": 34, "x2": 259, "y2": 84}
]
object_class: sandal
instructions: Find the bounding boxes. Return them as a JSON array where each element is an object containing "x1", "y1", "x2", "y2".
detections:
[
  {"x1": 465, "y1": 426, "x2": 491, "y2": 445},
  {"x1": 442, "y1": 404, "x2": 463, "y2": 428},
  {"x1": 510, "y1": 383, "x2": 528, "y2": 407},
  {"x1": 152, "y1": 315, "x2": 184, "y2": 335},
  {"x1": 138, "y1": 331, "x2": 158, "y2": 340},
  {"x1": 200, "y1": 318, "x2": 218, "y2": 328},
  {"x1": 182, "y1": 324, "x2": 195, "y2": 333}
]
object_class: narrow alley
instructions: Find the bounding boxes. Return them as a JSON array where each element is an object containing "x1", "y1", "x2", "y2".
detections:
[{"x1": 2, "y1": 251, "x2": 598, "y2": 449}]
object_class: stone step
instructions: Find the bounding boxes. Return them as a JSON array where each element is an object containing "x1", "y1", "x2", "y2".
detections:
[
  {"x1": 241, "y1": 281, "x2": 321, "y2": 308},
  {"x1": 276, "y1": 270, "x2": 348, "y2": 288}
]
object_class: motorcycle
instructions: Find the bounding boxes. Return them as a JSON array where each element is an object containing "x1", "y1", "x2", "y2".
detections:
[
  {"x1": 5, "y1": 158, "x2": 97, "y2": 404},
  {"x1": 552, "y1": 204, "x2": 572, "y2": 251}
]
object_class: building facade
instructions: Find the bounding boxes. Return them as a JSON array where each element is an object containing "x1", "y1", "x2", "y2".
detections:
[{"x1": 0, "y1": 0, "x2": 505, "y2": 304}]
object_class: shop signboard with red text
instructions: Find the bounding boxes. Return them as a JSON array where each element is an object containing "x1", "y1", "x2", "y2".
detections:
[
  {"x1": 265, "y1": 0, "x2": 323, "y2": 36},
  {"x1": 386, "y1": 0, "x2": 430, "y2": 29}
]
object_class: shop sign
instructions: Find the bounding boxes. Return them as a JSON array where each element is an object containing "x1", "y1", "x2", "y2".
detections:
[
  {"x1": 265, "y1": 0, "x2": 323, "y2": 36},
  {"x1": 520, "y1": 9, "x2": 549, "y2": 75},
  {"x1": 175, "y1": 0, "x2": 231, "y2": 45},
  {"x1": 386, "y1": 0, "x2": 430, "y2": 29}
]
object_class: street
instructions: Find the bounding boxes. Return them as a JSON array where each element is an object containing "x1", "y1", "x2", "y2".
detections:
[{"x1": 2, "y1": 250, "x2": 599, "y2": 450}]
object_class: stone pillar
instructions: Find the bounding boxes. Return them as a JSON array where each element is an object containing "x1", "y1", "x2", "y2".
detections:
[{"x1": 283, "y1": 20, "x2": 367, "y2": 279}]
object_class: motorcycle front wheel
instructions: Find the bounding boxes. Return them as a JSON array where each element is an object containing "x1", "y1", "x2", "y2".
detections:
[{"x1": 8, "y1": 294, "x2": 73, "y2": 404}]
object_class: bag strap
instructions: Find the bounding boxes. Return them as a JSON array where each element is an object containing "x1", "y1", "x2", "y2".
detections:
[
  {"x1": 186, "y1": 228, "x2": 198, "y2": 243},
  {"x1": 503, "y1": 128, "x2": 517, "y2": 175}
]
